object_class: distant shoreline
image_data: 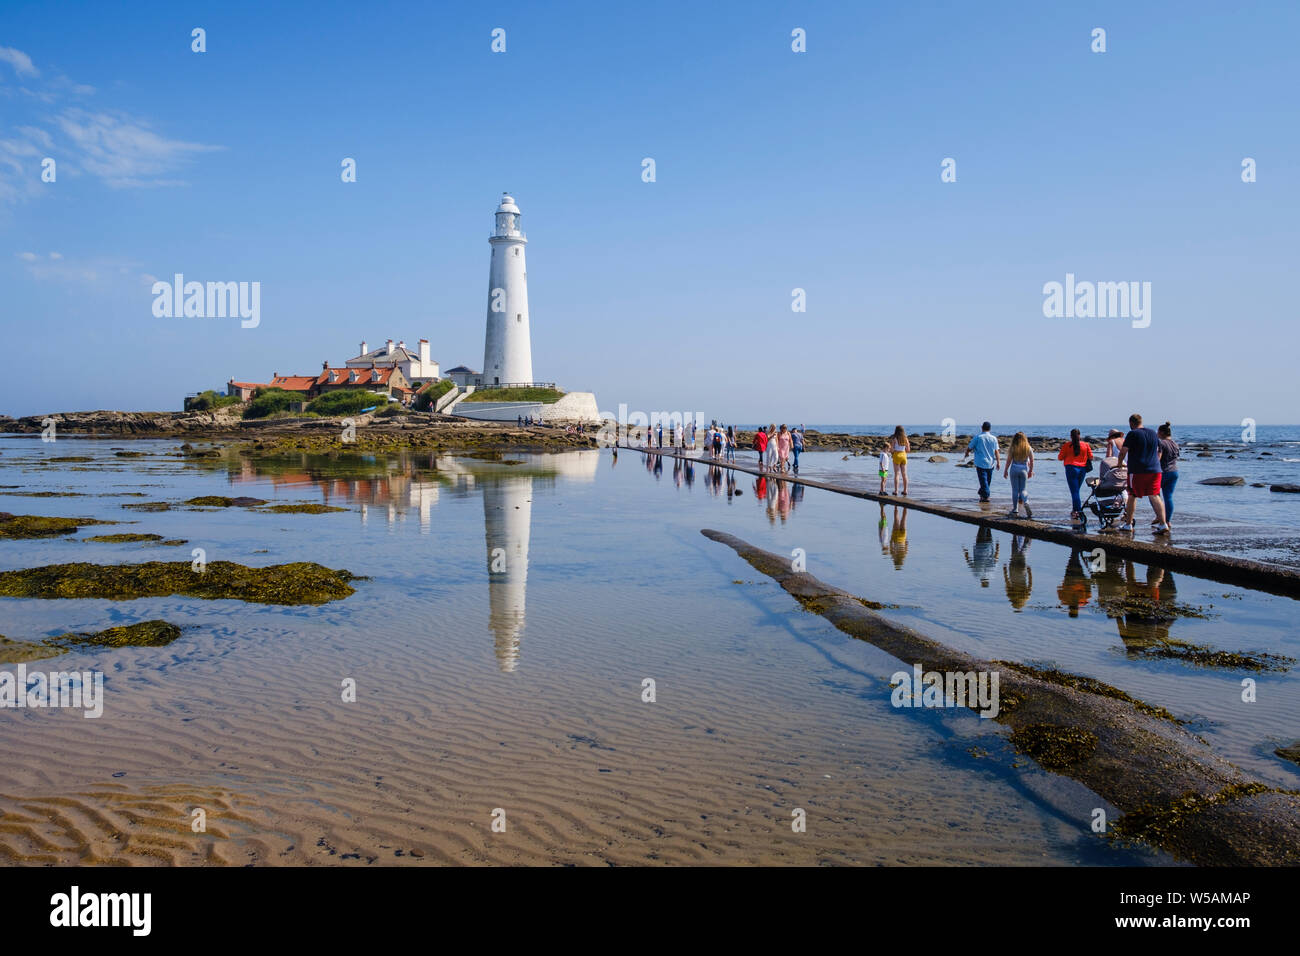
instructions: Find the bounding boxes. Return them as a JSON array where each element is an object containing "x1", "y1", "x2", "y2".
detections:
[{"x1": 0, "y1": 411, "x2": 1274, "y2": 457}]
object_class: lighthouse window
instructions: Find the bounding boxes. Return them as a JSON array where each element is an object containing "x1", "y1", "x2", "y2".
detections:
[
  {"x1": 516, "y1": 313, "x2": 522, "y2": 322},
  {"x1": 513, "y1": 248, "x2": 520, "y2": 256}
]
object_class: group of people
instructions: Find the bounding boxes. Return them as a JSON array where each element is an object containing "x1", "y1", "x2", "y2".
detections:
[
  {"x1": 964, "y1": 523, "x2": 1177, "y2": 630},
  {"x1": 752, "y1": 424, "x2": 804, "y2": 473},
  {"x1": 958, "y1": 415, "x2": 1180, "y2": 533},
  {"x1": 640, "y1": 420, "x2": 739, "y2": 462},
  {"x1": 875, "y1": 426, "x2": 913, "y2": 496}
]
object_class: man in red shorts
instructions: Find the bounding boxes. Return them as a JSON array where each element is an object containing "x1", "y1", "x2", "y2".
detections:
[{"x1": 1116, "y1": 412, "x2": 1169, "y2": 534}]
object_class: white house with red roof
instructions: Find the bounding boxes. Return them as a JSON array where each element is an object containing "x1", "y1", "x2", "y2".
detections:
[{"x1": 315, "y1": 364, "x2": 414, "y2": 404}]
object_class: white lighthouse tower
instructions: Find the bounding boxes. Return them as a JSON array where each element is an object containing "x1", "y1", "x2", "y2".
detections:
[{"x1": 483, "y1": 193, "x2": 533, "y2": 386}]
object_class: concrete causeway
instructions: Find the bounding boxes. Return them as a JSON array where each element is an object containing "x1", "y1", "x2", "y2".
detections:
[{"x1": 621, "y1": 443, "x2": 1300, "y2": 600}]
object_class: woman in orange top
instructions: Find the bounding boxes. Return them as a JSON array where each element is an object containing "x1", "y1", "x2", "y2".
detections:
[{"x1": 1057, "y1": 428, "x2": 1093, "y2": 524}]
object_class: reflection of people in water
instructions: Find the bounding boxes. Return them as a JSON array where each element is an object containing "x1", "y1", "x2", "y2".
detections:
[
  {"x1": 774, "y1": 479, "x2": 792, "y2": 522},
  {"x1": 610, "y1": 448, "x2": 617, "y2": 467},
  {"x1": 653, "y1": 453, "x2": 663, "y2": 479},
  {"x1": 1002, "y1": 534, "x2": 1032, "y2": 610},
  {"x1": 962, "y1": 526, "x2": 1000, "y2": 588},
  {"x1": 889, "y1": 506, "x2": 909, "y2": 569},
  {"x1": 726, "y1": 472, "x2": 736, "y2": 501},
  {"x1": 791, "y1": 481, "x2": 804, "y2": 505},
  {"x1": 707, "y1": 464, "x2": 723, "y2": 496},
  {"x1": 754, "y1": 475, "x2": 767, "y2": 500},
  {"x1": 1057, "y1": 549, "x2": 1092, "y2": 617},
  {"x1": 684, "y1": 459, "x2": 694, "y2": 488},
  {"x1": 673, "y1": 456, "x2": 683, "y2": 487},
  {"x1": 1118, "y1": 562, "x2": 1178, "y2": 650},
  {"x1": 878, "y1": 504, "x2": 889, "y2": 555},
  {"x1": 1090, "y1": 558, "x2": 1179, "y2": 648}
]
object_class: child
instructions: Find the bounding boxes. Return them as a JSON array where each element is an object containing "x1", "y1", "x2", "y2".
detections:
[{"x1": 878, "y1": 445, "x2": 890, "y2": 494}]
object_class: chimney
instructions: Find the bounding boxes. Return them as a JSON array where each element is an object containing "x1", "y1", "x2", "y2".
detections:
[
  {"x1": 323, "y1": 359, "x2": 329, "y2": 370},
  {"x1": 386, "y1": 338, "x2": 394, "y2": 354},
  {"x1": 360, "y1": 340, "x2": 367, "y2": 355},
  {"x1": 419, "y1": 339, "x2": 430, "y2": 365},
  {"x1": 398, "y1": 340, "x2": 405, "y2": 350}
]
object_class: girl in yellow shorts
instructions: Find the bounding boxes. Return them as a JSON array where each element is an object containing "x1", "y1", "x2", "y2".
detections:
[{"x1": 889, "y1": 426, "x2": 910, "y2": 496}]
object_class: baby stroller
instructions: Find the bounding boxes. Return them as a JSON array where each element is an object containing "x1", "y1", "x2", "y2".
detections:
[{"x1": 1082, "y1": 457, "x2": 1128, "y2": 530}]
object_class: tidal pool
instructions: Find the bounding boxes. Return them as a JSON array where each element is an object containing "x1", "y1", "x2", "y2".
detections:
[{"x1": 0, "y1": 437, "x2": 1295, "y2": 865}]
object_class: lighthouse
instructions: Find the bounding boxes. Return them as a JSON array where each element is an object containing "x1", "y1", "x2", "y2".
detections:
[{"x1": 482, "y1": 193, "x2": 533, "y2": 386}]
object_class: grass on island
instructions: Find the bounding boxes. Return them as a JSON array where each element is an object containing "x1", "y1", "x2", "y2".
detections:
[
  {"x1": 414, "y1": 378, "x2": 455, "y2": 411},
  {"x1": 461, "y1": 386, "x2": 564, "y2": 403},
  {"x1": 242, "y1": 387, "x2": 301, "y2": 419},
  {"x1": 306, "y1": 389, "x2": 396, "y2": 417},
  {"x1": 186, "y1": 389, "x2": 243, "y2": 412}
]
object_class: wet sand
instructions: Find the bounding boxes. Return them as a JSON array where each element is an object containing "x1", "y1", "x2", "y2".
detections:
[{"x1": 2, "y1": 440, "x2": 1295, "y2": 865}]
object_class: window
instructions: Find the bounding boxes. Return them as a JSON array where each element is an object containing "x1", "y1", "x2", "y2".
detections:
[{"x1": 516, "y1": 313, "x2": 521, "y2": 323}]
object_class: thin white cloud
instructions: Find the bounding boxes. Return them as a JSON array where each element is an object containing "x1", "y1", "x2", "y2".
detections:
[
  {"x1": 17, "y1": 250, "x2": 136, "y2": 285},
  {"x1": 0, "y1": 137, "x2": 42, "y2": 203},
  {"x1": 0, "y1": 51, "x2": 220, "y2": 204},
  {"x1": 54, "y1": 108, "x2": 221, "y2": 188},
  {"x1": 0, "y1": 47, "x2": 38, "y2": 78},
  {"x1": 16, "y1": 125, "x2": 53, "y2": 149}
]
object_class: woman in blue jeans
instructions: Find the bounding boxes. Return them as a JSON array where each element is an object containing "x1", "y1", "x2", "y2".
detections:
[
  {"x1": 1002, "y1": 432, "x2": 1035, "y2": 517},
  {"x1": 1057, "y1": 428, "x2": 1094, "y2": 525},
  {"x1": 1157, "y1": 422, "x2": 1179, "y2": 528}
]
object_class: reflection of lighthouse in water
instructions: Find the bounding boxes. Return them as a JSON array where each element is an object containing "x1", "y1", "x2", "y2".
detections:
[{"x1": 483, "y1": 476, "x2": 532, "y2": 672}]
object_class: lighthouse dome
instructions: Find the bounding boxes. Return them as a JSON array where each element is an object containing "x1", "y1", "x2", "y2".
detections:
[{"x1": 497, "y1": 193, "x2": 520, "y2": 214}]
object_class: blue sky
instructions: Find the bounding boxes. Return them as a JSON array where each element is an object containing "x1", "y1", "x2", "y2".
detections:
[{"x1": 2, "y1": 0, "x2": 1297, "y2": 424}]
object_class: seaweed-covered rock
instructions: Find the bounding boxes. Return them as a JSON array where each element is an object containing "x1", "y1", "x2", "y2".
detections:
[
  {"x1": 0, "y1": 560, "x2": 356, "y2": 605},
  {"x1": 0, "y1": 635, "x2": 66, "y2": 664},
  {"x1": 1010, "y1": 723, "x2": 1100, "y2": 770},
  {"x1": 259, "y1": 503, "x2": 346, "y2": 514},
  {"x1": 58, "y1": 620, "x2": 182, "y2": 648},
  {"x1": 184, "y1": 495, "x2": 267, "y2": 507},
  {"x1": 1198, "y1": 476, "x2": 1244, "y2": 486},
  {"x1": 83, "y1": 533, "x2": 165, "y2": 543},
  {"x1": 1, "y1": 620, "x2": 184, "y2": 660},
  {"x1": 0, "y1": 513, "x2": 112, "y2": 539}
]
